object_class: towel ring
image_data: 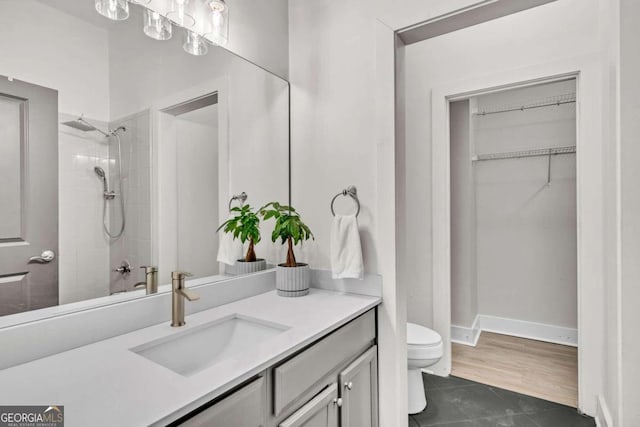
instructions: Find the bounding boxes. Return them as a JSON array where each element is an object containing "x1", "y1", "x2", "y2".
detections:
[
  {"x1": 330, "y1": 185, "x2": 360, "y2": 217},
  {"x1": 228, "y1": 192, "x2": 248, "y2": 212}
]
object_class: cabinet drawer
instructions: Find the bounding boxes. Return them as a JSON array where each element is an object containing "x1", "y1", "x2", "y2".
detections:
[
  {"x1": 273, "y1": 310, "x2": 375, "y2": 415},
  {"x1": 178, "y1": 376, "x2": 265, "y2": 427}
]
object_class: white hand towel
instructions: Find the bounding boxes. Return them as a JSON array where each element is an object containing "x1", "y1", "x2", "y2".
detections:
[
  {"x1": 330, "y1": 214, "x2": 364, "y2": 279},
  {"x1": 217, "y1": 227, "x2": 243, "y2": 266}
]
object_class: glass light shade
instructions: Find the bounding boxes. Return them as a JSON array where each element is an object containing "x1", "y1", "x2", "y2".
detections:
[
  {"x1": 207, "y1": 0, "x2": 229, "y2": 46},
  {"x1": 167, "y1": 0, "x2": 196, "y2": 28},
  {"x1": 143, "y1": 9, "x2": 173, "y2": 40},
  {"x1": 183, "y1": 31, "x2": 208, "y2": 56},
  {"x1": 95, "y1": 0, "x2": 129, "y2": 21}
]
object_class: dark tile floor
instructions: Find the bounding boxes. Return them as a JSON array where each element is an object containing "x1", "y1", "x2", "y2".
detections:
[{"x1": 409, "y1": 374, "x2": 595, "y2": 427}]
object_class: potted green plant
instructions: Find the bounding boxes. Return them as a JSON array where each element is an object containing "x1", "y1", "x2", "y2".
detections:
[
  {"x1": 260, "y1": 202, "x2": 314, "y2": 296},
  {"x1": 217, "y1": 204, "x2": 267, "y2": 275}
]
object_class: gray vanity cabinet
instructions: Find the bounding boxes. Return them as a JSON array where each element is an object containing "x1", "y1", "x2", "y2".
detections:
[
  {"x1": 174, "y1": 309, "x2": 378, "y2": 427},
  {"x1": 279, "y1": 383, "x2": 339, "y2": 427},
  {"x1": 338, "y1": 346, "x2": 378, "y2": 427},
  {"x1": 177, "y1": 376, "x2": 266, "y2": 427}
]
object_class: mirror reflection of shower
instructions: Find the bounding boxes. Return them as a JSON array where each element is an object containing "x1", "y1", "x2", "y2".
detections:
[{"x1": 61, "y1": 116, "x2": 128, "y2": 239}]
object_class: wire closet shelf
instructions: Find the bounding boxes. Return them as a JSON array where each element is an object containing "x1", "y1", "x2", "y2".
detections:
[
  {"x1": 472, "y1": 92, "x2": 576, "y2": 116},
  {"x1": 472, "y1": 145, "x2": 576, "y2": 162}
]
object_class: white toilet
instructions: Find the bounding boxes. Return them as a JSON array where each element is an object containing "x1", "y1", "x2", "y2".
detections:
[{"x1": 407, "y1": 322, "x2": 443, "y2": 414}]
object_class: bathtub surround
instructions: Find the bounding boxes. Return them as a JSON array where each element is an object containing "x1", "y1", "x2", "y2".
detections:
[
  {"x1": 58, "y1": 113, "x2": 111, "y2": 304},
  {"x1": 109, "y1": 111, "x2": 153, "y2": 294}
]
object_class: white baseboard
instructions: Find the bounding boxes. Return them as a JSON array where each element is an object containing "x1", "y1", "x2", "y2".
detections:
[
  {"x1": 451, "y1": 314, "x2": 578, "y2": 347},
  {"x1": 595, "y1": 395, "x2": 613, "y2": 427},
  {"x1": 451, "y1": 316, "x2": 481, "y2": 346}
]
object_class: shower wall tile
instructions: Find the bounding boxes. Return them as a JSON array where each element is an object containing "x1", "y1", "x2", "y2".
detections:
[
  {"x1": 58, "y1": 116, "x2": 111, "y2": 305},
  {"x1": 109, "y1": 111, "x2": 152, "y2": 294}
]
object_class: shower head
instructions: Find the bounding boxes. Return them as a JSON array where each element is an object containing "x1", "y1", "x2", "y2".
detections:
[
  {"x1": 61, "y1": 120, "x2": 97, "y2": 132},
  {"x1": 61, "y1": 117, "x2": 110, "y2": 137},
  {"x1": 94, "y1": 166, "x2": 107, "y2": 179}
]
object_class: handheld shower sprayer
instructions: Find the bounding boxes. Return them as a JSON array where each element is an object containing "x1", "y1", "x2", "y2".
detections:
[{"x1": 94, "y1": 166, "x2": 115, "y2": 200}]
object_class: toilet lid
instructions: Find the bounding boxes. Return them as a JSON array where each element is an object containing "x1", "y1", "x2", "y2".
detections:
[{"x1": 407, "y1": 323, "x2": 442, "y2": 346}]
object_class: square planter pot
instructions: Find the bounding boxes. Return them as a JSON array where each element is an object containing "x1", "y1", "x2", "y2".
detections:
[
  {"x1": 234, "y1": 259, "x2": 267, "y2": 275},
  {"x1": 276, "y1": 263, "x2": 310, "y2": 297}
]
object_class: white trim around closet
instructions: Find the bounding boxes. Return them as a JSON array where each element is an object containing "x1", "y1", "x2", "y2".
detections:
[{"x1": 430, "y1": 54, "x2": 605, "y2": 417}]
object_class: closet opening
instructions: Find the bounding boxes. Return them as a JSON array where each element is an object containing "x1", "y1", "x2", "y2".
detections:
[{"x1": 448, "y1": 78, "x2": 578, "y2": 408}]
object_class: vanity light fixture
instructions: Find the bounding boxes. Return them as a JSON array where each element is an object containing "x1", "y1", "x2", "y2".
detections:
[
  {"x1": 167, "y1": 0, "x2": 196, "y2": 28},
  {"x1": 183, "y1": 31, "x2": 208, "y2": 56},
  {"x1": 95, "y1": 0, "x2": 229, "y2": 55},
  {"x1": 143, "y1": 8, "x2": 173, "y2": 40},
  {"x1": 207, "y1": 0, "x2": 229, "y2": 46},
  {"x1": 95, "y1": 0, "x2": 129, "y2": 21}
]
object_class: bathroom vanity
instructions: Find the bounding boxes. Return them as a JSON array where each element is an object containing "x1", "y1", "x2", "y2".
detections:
[
  {"x1": 173, "y1": 309, "x2": 377, "y2": 427},
  {"x1": 0, "y1": 273, "x2": 381, "y2": 427}
]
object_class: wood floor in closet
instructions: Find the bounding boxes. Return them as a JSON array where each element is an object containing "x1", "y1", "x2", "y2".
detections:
[{"x1": 451, "y1": 332, "x2": 578, "y2": 408}]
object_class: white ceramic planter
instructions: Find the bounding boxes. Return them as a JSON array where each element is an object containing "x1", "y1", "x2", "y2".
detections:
[
  {"x1": 276, "y1": 263, "x2": 310, "y2": 297},
  {"x1": 234, "y1": 259, "x2": 267, "y2": 275}
]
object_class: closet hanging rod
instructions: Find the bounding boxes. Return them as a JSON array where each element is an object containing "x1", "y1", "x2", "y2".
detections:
[
  {"x1": 472, "y1": 145, "x2": 576, "y2": 162},
  {"x1": 473, "y1": 93, "x2": 576, "y2": 116}
]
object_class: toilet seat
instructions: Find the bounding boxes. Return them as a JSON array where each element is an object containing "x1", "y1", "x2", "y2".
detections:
[{"x1": 407, "y1": 323, "x2": 443, "y2": 360}]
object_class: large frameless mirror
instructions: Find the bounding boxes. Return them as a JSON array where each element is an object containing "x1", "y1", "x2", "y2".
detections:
[{"x1": 0, "y1": 0, "x2": 289, "y2": 326}]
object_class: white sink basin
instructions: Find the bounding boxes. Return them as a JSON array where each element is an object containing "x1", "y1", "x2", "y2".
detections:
[{"x1": 131, "y1": 314, "x2": 289, "y2": 376}]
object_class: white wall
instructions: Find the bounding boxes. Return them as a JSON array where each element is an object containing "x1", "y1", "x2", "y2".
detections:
[
  {"x1": 402, "y1": 0, "x2": 599, "y2": 335},
  {"x1": 289, "y1": 0, "x2": 379, "y2": 273},
  {"x1": 108, "y1": 7, "x2": 289, "y2": 269},
  {"x1": 289, "y1": 3, "x2": 408, "y2": 425},
  {"x1": 449, "y1": 100, "x2": 477, "y2": 328},
  {"x1": 600, "y1": 0, "x2": 621, "y2": 423},
  {"x1": 224, "y1": 0, "x2": 289, "y2": 79},
  {"x1": 472, "y1": 81, "x2": 577, "y2": 329},
  {"x1": 107, "y1": 7, "x2": 232, "y2": 121},
  {"x1": 226, "y1": 60, "x2": 289, "y2": 265},
  {"x1": 176, "y1": 114, "x2": 219, "y2": 278},
  {"x1": 619, "y1": 1, "x2": 640, "y2": 425},
  {"x1": 0, "y1": 1, "x2": 110, "y2": 120},
  {"x1": 288, "y1": 2, "x2": 527, "y2": 426}
]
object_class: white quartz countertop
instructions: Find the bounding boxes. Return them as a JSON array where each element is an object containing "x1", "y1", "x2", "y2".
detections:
[{"x1": 0, "y1": 289, "x2": 380, "y2": 426}]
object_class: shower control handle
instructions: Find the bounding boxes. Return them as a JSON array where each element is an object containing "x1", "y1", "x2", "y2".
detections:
[{"x1": 28, "y1": 250, "x2": 56, "y2": 264}]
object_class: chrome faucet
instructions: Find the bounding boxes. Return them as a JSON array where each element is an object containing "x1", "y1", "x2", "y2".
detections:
[
  {"x1": 134, "y1": 266, "x2": 158, "y2": 295},
  {"x1": 171, "y1": 271, "x2": 199, "y2": 327}
]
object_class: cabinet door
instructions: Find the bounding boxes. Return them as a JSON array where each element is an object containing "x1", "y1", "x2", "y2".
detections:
[
  {"x1": 178, "y1": 376, "x2": 265, "y2": 427},
  {"x1": 279, "y1": 383, "x2": 339, "y2": 427},
  {"x1": 339, "y1": 346, "x2": 378, "y2": 427}
]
